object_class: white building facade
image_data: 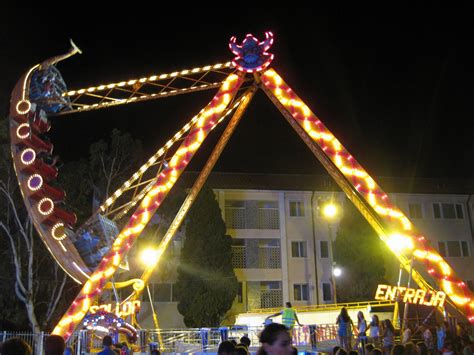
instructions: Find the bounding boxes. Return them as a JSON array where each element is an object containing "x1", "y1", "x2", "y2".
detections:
[{"x1": 139, "y1": 173, "x2": 474, "y2": 327}]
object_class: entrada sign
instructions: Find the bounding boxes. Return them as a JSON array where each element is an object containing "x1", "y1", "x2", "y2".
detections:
[
  {"x1": 375, "y1": 284, "x2": 446, "y2": 307},
  {"x1": 90, "y1": 301, "x2": 141, "y2": 317}
]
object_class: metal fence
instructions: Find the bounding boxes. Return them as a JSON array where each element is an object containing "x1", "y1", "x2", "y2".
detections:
[{"x1": 0, "y1": 324, "x2": 339, "y2": 354}]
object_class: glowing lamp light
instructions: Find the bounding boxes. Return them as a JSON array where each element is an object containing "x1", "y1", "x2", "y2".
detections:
[
  {"x1": 27, "y1": 174, "x2": 43, "y2": 191},
  {"x1": 386, "y1": 233, "x2": 414, "y2": 253},
  {"x1": 333, "y1": 267, "x2": 342, "y2": 277},
  {"x1": 322, "y1": 203, "x2": 338, "y2": 219},
  {"x1": 38, "y1": 198, "x2": 54, "y2": 215},
  {"x1": 16, "y1": 99, "x2": 31, "y2": 115},
  {"x1": 51, "y1": 222, "x2": 67, "y2": 241},
  {"x1": 16, "y1": 123, "x2": 31, "y2": 139},
  {"x1": 140, "y1": 248, "x2": 159, "y2": 267},
  {"x1": 20, "y1": 148, "x2": 36, "y2": 165}
]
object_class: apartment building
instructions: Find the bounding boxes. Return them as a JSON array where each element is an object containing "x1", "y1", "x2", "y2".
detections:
[{"x1": 138, "y1": 173, "x2": 474, "y2": 328}]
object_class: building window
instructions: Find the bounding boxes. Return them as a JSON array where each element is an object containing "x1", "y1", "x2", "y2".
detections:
[
  {"x1": 322, "y1": 282, "x2": 332, "y2": 302},
  {"x1": 408, "y1": 203, "x2": 423, "y2": 219},
  {"x1": 320, "y1": 241, "x2": 329, "y2": 258},
  {"x1": 438, "y1": 241, "x2": 470, "y2": 257},
  {"x1": 291, "y1": 241, "x2": 307, "y2": 258},
  {"x1": 433, "y1": 203, "x2": 464, "y2": 219},
  {"x1": 294, "y1": 284, "x2": 309, "y2": 301},
  {"x1": 438, "y1": 242, "x2": 447, "y2": 257},
  {"x1": 289, "y1": 201, "x2": 305, "y2": 217}
]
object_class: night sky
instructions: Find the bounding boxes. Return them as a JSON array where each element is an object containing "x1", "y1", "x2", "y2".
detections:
[{"x1": 2, "y1": 7, "x2": 473, "y2": 179}]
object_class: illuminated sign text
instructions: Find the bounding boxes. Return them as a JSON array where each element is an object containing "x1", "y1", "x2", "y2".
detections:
[
  {"x1": 375, "y1": 284, "x2": 446, "y2": 307},
  {"x1": 90, "y1": 301, "x2": 140, "y2": 317}
]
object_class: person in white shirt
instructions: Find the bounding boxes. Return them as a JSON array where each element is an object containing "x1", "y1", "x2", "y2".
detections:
[{"x1": 367, "y1": 314, "x2": 380, "y2": 347}]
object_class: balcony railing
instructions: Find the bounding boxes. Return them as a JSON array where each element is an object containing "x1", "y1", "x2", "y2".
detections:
[{"x1": 231, "y1": 246, "x2": 281, "y2": 269}]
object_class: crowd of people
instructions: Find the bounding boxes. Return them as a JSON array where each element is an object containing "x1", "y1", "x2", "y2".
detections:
[{"x1": 335, "y1": 307, "x2": 474, "y2": 355}]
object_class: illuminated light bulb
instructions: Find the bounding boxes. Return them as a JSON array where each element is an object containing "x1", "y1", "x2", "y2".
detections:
[
  {"x1": 203, "y1": 66, "x2": 211, "y2": 70},
  {"x1": 368, "y1": 192, "x2": 376, "y2": 206},
  {"x1": 16, "y1": 123, "x2": 31, "y2": 139},
  {"x1": 27, "y1": 174, "x2": 43, "y2": 191},
  {"x1": 16, "y1": 99, "x2": 32, "y2": 115},
  {"x1": 400, "y1": 217, "x2": 412, "y2": 231},
  {"x1": 51, "y1": 223, "x2": 67, "y2": 241},
  {"x1": 21, "y1": 148, "x2": 36, "y2": 165},
  {"x1": 322, "y1": 203, "x2": 338, "y2": 219},
  {"x1": 127, "y1": 80, "x2": 137, "y2": 85},
  {"x1": 68, "y1": 91, "x2": 76, "y2": 96},
  {"x1": 159, "y1": 74, "x2": 168, "y2": 79},
  {"x1": 87, "y1": 87, "x2": 95, "y2": 92},
  {"x1": 180, "y1": 70, "x2": 189, "y2": 75},
  {"x1": 386, "y1": 233, "x2": 414, "y2": 253},
  {"x1": 77, "y1": 89, "x2": 85, "y2": 94},
  {"x1": 107, "y1": 84, "x2": 116, "y2": 89},
  {"x1": 117, "y1": 82, "x2": 126, "y2": 87},
  {"x1": 98, "y1": 85, "x2": 105, "y2": 90},
  {"x1": 439, "y1": 262, "x2": 451, "y2": 276},
  {"x1": 38, "y1": 198, "x2": 54, "y2": 215}
]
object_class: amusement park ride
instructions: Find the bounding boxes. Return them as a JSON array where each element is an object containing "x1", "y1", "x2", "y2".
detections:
[{"x1": 8, "y1": 33, "x2": 474, "y2": 341}]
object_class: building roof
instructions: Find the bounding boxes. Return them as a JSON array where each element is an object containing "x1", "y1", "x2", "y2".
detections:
[{"x1": 180, "y1": 172, "x2": 474, "y2": 195}]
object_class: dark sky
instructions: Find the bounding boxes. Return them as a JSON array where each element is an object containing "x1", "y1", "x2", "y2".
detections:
[{"x1": 2, "y1": 7, "x2": 473, "y2": 179}]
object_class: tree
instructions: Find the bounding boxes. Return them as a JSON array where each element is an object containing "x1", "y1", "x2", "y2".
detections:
[
  {"x1": 0, "y1": 120, "x2": 144, "y2": 335},
  {"x1": 88, "y1": 128, "x2": 143, "y2": 205},
  {"x1": 333, "y1": 198, "x2": 388, "y2": 302},
  {"x1": 0, "y1": 117, "x2": 74, "y2": 334},
  {"x1": 57, "y1": 128, "x2": 143, "y2": 224},
  {"x1": 175, "y1": 185, "x2": 238, "y2": 327}
]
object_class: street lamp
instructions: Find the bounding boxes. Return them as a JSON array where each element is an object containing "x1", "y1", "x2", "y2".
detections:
[
  {"x1": 322, "y1": 202, "x2": 339, "y2": 303},
  {"x1": 140, "y1": 248, "x2": 160, "y2": 267}
]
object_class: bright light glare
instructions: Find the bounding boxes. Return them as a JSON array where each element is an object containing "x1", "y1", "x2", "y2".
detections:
[
  {"x1": 333, "y1": 267, "x2": 342, "y2": 277},
  {"x1": 386, "y1": 233, "x2": 414, "y2": 253},
  {"x1": 323, "y1": 203, "x2": 338, "y2": 219},
  {"x1": 140, "y1": 248, "x2": 159, "y2": 267}
]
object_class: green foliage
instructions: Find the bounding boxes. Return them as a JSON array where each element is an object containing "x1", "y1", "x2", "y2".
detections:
[
  {"x1": 175, "y1": 185, "x2": 238, "y2": 327},
  {"x1": 333, "y1": 198, "x2": 388, "y2": 302}
]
